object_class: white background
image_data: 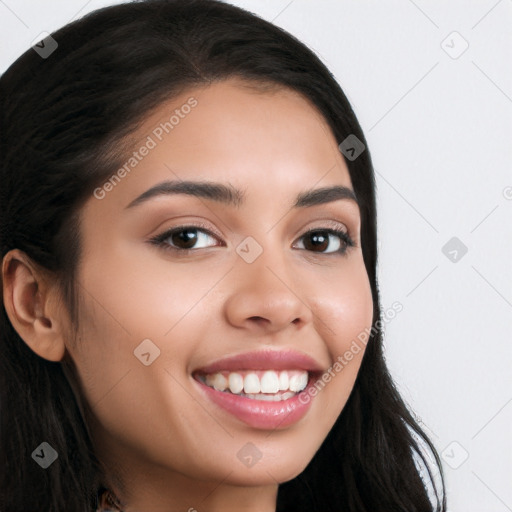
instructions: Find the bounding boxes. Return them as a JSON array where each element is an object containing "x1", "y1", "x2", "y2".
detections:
[{"x1": 1, "y1": 1, "x2": 511, "y2": 510}]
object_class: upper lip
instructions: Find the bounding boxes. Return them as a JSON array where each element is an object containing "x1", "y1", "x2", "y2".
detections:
[{"x1": 192, "y1": 348, "x2": 325, "y2": 375}]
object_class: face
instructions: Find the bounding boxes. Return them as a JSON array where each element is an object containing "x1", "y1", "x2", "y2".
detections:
[{"x1": 65, "y1": 78, "x2": 373, "y2": 505}]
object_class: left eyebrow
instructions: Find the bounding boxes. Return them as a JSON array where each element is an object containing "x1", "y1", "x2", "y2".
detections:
[{"x1": 125, "y1": 179, "x2": 358, "y2": 210}]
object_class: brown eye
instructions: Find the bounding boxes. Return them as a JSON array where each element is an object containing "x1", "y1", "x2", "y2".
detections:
[
  {"x1": 153, "y1": 226, "x2": 221, "y2": 252},
  {"x1": 303, "y1": 230, "x2": 330, "y2": 252},
  {"x1": 295, "y1": 228, "x2": 354, "y2": 255},
  {"x1": 169, "y1": 228, "x2": 200, "y2": 249}
]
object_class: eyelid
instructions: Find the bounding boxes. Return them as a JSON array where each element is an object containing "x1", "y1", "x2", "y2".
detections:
[
  {"x1": 294, "y1": 218, "x2": 353, "y2": 242},
  {"x1": 148, "y1": 219, "x2": 223, "y2": 241},
  {"x1": 299, "y1": 218, "x2": 349, "y2": 233},
  {"x1": 150, "y1": 218, "x2": 351, "y2": 242}
]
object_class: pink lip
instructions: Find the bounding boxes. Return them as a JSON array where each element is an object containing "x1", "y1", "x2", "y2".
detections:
[
  {"x1": 192, "y1": 348, "x2": 324, "y2": 374},
  {"x1": 193, "y1": 373, "x2": 317, "y2": 430}
]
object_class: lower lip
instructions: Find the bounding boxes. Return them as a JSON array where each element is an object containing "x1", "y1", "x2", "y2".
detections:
[{"x1": 193, "y1": 374, "x2": 316, "y2": 430}]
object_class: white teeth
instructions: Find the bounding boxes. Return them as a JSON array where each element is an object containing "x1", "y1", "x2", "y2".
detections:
[
  {"x1": 278, "y1": 371, "x2": 289, "y2": 391},
  {"x1": 244, "y1": 391, "x2": 296, "y2": 401},
  {"x1": 300, "y1": 372, "x2": 309, "y2": 390},
  {"x1": 205, "y1": 373, "x2": 228, "y2": 391},
  {"x1": 260, "y1": 371, "x2": 280, "y2": 393},
  {"x1": 289, "y1": 372, "x2": 308, "y2": 392},
  {"x1": 228, "y1": 372, "x2": 244, "y2": 394},
  {"x1": 243, "y1": 373, "x2": 260, "y2": 394},
  {"x1": 200, "y1": 369, "x2": 309, "y2": 397}
]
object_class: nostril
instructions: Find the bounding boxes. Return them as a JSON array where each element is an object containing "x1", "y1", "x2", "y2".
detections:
[{"x1": 248, "y1": 316, "x2": 268, "y2": 325}]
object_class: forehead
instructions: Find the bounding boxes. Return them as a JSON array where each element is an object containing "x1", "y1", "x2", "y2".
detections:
[{"x1": 87, "y1": 77, "x2": 354, "y2": 215}]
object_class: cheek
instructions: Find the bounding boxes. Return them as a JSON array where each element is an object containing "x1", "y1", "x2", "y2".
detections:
[
  {"x1": 67, "y1": 245, "x2": 216, "y2": 427},
  {"x1": 66, "y1": 289, "x2": 202, "y2": 466},
  {"x1": 311, "y1": 258, "x2": 374, "y2": 352},
  {"x1": 294, "y1": 258, "x2": 373, "y2": 440},
  {"x1": 77, "y1": 237, "x2": 225, "y2": 341}
]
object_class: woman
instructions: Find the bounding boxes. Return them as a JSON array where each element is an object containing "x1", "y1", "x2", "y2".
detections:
[{"x1": 0, "y1": 0, "x2": 446, "y2": 510}]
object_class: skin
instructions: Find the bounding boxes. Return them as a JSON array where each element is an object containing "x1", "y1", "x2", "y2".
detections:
[{"x1": 2, "y1": 77, "x2": 373, "y2": 512}]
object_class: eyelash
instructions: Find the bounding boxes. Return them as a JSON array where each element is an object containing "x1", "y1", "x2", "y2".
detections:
[{"x1": 149, "y1": 223, "x2": 356, "y2": 257}]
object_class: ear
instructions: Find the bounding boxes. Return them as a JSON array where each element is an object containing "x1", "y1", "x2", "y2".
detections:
[{"x1": 2, "y1": 249, "x2": 67, "y2": 362}]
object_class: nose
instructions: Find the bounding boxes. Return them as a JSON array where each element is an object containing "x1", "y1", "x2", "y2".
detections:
[{"x1": 223, "y1": 246, "x2": 313, "y2": 335}]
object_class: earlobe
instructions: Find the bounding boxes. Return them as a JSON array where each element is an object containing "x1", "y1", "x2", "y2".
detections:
[{"x1": 2, "y1": 249, "x2": 67, "y2": 362}]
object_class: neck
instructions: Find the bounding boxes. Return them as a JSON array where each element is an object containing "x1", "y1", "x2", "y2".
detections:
[{"x1": 103, "y1": 472, "x2": 279, "y2": 512}]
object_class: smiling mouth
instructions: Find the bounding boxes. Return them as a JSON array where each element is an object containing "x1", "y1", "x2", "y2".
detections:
[{"x1": 193, "y1": 369, "x2": 312, "y2": 401}]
